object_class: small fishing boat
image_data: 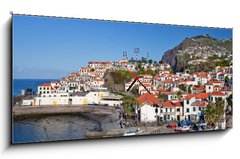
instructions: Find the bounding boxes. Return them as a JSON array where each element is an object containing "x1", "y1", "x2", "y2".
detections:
[
  {"x1": 175, "y1": 125, "x2": 190, "y2": 132},
  {"x1": 123, "y1": 129, "x2": 142, "y2": 136}
]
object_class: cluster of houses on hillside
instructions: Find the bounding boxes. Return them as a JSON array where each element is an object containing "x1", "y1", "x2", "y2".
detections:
[
  {"x1": 132, "y1": 64, "x2": 232, "y2": 129},
  {"x1": 32, "y1": 58, "x2": 173, "y2": 107},
  {"x1": 24, "y1": 58, "x2": 232, "y2": 128}
]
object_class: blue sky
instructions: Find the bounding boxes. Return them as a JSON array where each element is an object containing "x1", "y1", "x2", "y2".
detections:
[{"x1": 13, "y1": 15, "x2": 232, "y2": 79}]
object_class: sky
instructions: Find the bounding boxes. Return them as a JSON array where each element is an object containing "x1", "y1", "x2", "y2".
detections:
[{"x1": 13, "y1": 15, "x2": 232, "y2": 79}]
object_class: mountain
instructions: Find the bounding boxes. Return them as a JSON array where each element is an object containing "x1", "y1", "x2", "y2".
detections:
[{"x1": 161, "y1": 34, "x2": 232, "y2": 73}]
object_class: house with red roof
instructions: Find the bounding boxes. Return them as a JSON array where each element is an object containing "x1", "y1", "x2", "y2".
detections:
[
  {"x1": 190, "y1": 101, "x2": 207, "y2": 120},
  {"x1": 209, "y1": 91, "x2": 226, "y2": 103},
  {"x1": 193, "y1": 72, "x2": 208, "y2": 85},
  {"x1": 136, "y1": 94, "x2": 160, "y2": 122},
  {"x1": 162, "y1": 92, "x2": 177, "y2": 101},
  {"x1": 79, "y1": 66, "x2": 91, "y2": 75},
  {"x1": 183, "y1": 94, "x2": 196, "y2": 121},
  {"x1": 38, "y1": 83, "x2": 52, "y2": 95},
  {"x1": 192, "y1": 85, "x2": 205, "y2": 94},
  {"x1": 160, "y1": 100, "x2": 183, "y2": 121}
]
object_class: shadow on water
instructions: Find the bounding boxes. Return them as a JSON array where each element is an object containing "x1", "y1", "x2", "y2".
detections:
[{"x1": 13, "y1": 115, "x2": 101, "y2": 144}]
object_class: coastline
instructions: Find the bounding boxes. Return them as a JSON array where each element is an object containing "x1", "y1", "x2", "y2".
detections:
[{"x1": 12, "y1": 105, "x2": 121, "y2": 143}]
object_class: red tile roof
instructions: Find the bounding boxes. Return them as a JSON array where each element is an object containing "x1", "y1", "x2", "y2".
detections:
[
  {"x1": 137, "y1": 94, "x2": 159, "y2": 105},
  {"x1": 162, "y1": 92, "x2": 175, "y2": 95},
  {"x1": 195, "y1": 93, "x2": 209, "y2": 99},
  {"x1": 162, "y1": 100, "x2": 182, "y2": 107},
  {"x1": 185, "y1": 94, "x2": 195, "y2": 100},
  {"x1": 162, "y1": 79, "x2": 173, "y2": 83},
  {"x1": 191, "y1": 101, "x2": 206, "y2": 107},
  {"x1": 158, "y1": 88, "x2": 166, "y2": 92},
  {"x1": 193, "y1": 85, "x2": 205, "y2": 90},
  {"x1": 39, "y1": 83, "x2": 51, "y2": 87},
  {"x1": 210, "y1": 91, "x2": 225, "y2": 96}
]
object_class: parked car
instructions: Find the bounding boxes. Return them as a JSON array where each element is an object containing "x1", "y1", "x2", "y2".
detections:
[{"x1": 167, "y1": 123, "x2": 177, "y2": 129}]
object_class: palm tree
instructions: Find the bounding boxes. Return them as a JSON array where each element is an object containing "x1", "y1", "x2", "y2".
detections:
[
  {"x1": 122, "y1": 95, "x2": 139, "y2": 117},
  {"x1": 205, "y1": 98, "x2": 225, "y2": 130}
]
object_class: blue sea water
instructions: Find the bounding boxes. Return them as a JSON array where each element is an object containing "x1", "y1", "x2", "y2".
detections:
[{"x1": 13, "y1": 79, "x2": 59, "y2": 96}]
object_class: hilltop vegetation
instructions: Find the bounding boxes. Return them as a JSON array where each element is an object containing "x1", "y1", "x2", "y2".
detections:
[{"x1": 162, "y1": 34, "x2": 232, "y2": 73}]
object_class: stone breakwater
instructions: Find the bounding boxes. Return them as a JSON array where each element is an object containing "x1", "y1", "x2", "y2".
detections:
[{"x1": 13, "y1": 105, "x2": 118, "y2": 121}]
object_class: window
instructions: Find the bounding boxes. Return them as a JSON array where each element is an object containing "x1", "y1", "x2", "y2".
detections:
[
  {"x1": 170, "y1": 108, "x2": 172, "y2": 112},
  {"x1": 165, "y1": 108, "x2": 168, "y2": 112},
  {"x1": 47, "y1": 91, "x2": 49, "y2": 94},
  {"x1": 40, "y1": 87, "x2": 42, "y2": 90},
  {"x1": 43, "y1": 91, "x2": 46, "y2": 94},
  {"x1": 193, "y1": 107, "x2": 196, "y2": 112},
  {"x1": 43, "y1": 87, "x2": 46, "y2": 90},
  {"x1": 209, "y1": 86, "x2": 211, "y2": 89},
  {"x1": 160, "y1": 109, "x2": 163, "y2": 113},
  {"x1": 187, "y1": 100, "x2": 189, "y2": 104},
  {"x1": 186, "y1": 108, "x2": 190, "y2": 113},
  {"x1": 177, "y1": 108, "x2": 180, "y2": 112}
]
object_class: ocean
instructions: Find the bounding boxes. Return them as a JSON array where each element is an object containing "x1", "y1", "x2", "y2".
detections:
[{"x1": 13, "y1": 79, "x2": 59, "y2": 96}]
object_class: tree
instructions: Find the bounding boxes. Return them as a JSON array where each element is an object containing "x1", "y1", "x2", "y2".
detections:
[
  {"x1": 146, "y1": 69, "x2": 155, "y2": 76},
  {"x1": 153, "y1": 61, "x2": 157, "y2": 65},
  {"x1": 139, "y1": 67, "x2": 145, "y2": 75},
  {"x1": 141, "y1": 57, "x2": 147, "y2": 63},
  {"x1": 122, "y1": 94, "x2": 139, "y2": 117},
  {"x1": 80, "y1": 86, "x2": 85, "y2": 92},
  {"x1": 137, "y1": 63, "x2": 142, "y2": 69},
  {"x1": 225, "y1": 76, "x2": 229, "y2": 84},
  {"x1": 226, "y1": 94, "x2": 232, "y2": 114},
  {"x1": 226, "y1": 94, "x2": 232, "y2": 107},
  {"x1": 177, "y1": 91, "x2": 182, "y2": 99},
  {"x1": 205, "y1": 98, "x2": 225, "y2": 129},
  {"x1": 130, "y1": 85, "x2": 138, "y2": 96},
  {"x1": 129, "y1": 57, "x2": 135, "y2": 62},
  {"x1": 25, "y1": 88, "x2": 33, "y2": 95},
  {"x1": 159, "y1": 60, "x2": 163, "y2": 64},
  {"x1": 158, "y1": 93, "x2": 163, "y2": 102},
  {"x1": 179, "y1": 84, "x2": 187, "y2": 92},
  {"x1": 197, "y1": 81, "x2": 201, "y2": 86},
  {"x1": 187, "y1": 86, "x2": 192, "y2": 94},
  {"x1": 148, "y1": 59, "x2": 153, "y2": 64}
]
